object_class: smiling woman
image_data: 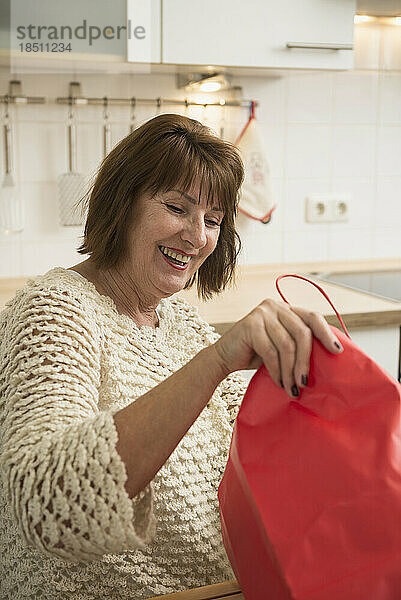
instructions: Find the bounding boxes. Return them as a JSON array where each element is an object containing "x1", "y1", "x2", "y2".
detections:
[
  {"x1": 0, "y1": 113, "x2": 342, "y2": 600},
  {"x1": 74, "y1": 113, "x2": 243, "y2": 302}
]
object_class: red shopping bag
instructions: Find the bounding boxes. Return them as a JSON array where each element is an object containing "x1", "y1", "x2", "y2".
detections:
[{"x1": 218, "y1": 275, "x2": 401, "y2": 600}]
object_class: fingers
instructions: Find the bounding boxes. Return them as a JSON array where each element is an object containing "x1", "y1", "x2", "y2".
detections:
[
  {"x1": 253, "y1": 300, "x2": 343, "y2": 399},
  {"x1": 290, "y1": 306, "x2": 344, "y2": 354},
  {"x1": 250, "y1": 323, "x2": 282, "y2": 389},
  {"x1": 252, "y1": 302, "x2": 303, "y2": 398},
  {"x1": 275, "y1": 308, "x2": 313, "y2": 395}
]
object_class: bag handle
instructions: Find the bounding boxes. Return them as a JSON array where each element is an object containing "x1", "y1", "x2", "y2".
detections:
[{"x1": 275, "y1": 274, "x2": 352, "y2": 339}]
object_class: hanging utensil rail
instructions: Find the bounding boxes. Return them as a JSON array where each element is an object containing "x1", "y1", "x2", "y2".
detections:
[
  {"x1": 56, "y1": 95, "x2": 258, "y2": 111},
  {"x1": 0, "y1": 94, "x2": 46, "y2": 104},
  {"x1": 0, "y1": 80, "x2": 45, "y2": 105},
  {"x1": 1, "y1": 80, "x2": 257, "y2": 114}
]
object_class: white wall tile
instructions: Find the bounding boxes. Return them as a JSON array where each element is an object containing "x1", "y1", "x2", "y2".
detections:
[
  {"x1": 17, "y1": 121, "x2": 65, "y2": 183},
  {"x1": 375, "y1": 177, "x2": 401, "y2": 228},
  {"x1": 286, "y1": 124, "x2": 331, "y2": 179},
  {"x1": 235, "y1": 75, "x2": 287, "y2": 123},
  {"x1": 283, "y1": 230, "x2": 329, "y2": 263},
  {"x1": 239, "y1": 230, "x2": 283, "y2": 266},
  {"x1": 127, "y1": 73, "x2": 179, "y2": 98},
  {"x1": 0, "y1": 241, "x2": 21, "y2": 276},
  {"x1": 332, "y1": 125, "x2": 376, "y2": 178},
  {"x1": 379, "y1": 73, "x2": 401, "y2": 125},
  {"x1": 377, "y1": 126, "x2": 401, "y2": 177},
  {"x1": 17, "y1": 182, "x2": 56, "y2": 237},
  {"x1": 333, "y1": 72, "x2": 379, "y2": 124},
  {"x1": 20, "y1": 240, "x2": 86, "y2": 277},
  {"x1": 287, "y1": 72, "x2": 333, "y2": 124},
  {"x1": 372, "y1": 229, "x2": 401, "y2": 258},
  {"x1": 327, "y1": 229, "x2": 372, "y2": 260}
]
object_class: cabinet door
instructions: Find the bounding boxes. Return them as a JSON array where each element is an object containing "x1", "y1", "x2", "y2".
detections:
[
  {"x1": 239, "y1": 325, "x2": 400, "y2": 388},
  {"x1": 162, "y1": 0, "x2": 355, "y2": 69},
  {"x1": 127, "y1": 0, "x2": 161, "y2": 63},
  {"x1": 350, "y1": 326, "x2": 400, "y2": 382}
]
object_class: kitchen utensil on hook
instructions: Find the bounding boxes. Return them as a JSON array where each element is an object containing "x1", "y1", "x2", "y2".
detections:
[
  {"x1": 219, "y1": 100, "x2": 226, "y2": 139},
  {"x1": 57, "y1": 101, "x2": 86, "y2": 226},
  {"x1": 155, "y1": 97, "x2": 162, "y2": 116},
  {"x1": 129, "y1": 97, "x2": 136, "y2": 133},
  {"x1": 102, "y1": 97, "x2": 112, "y2": 158},
  {"x1": 202, "y1": 103, "x2": 209, "y2": 127},
  {"x1": 0, "y1": 99, "x2": 24, "y2": 234}
]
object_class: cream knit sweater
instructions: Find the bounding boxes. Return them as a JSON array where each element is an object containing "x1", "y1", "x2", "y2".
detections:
[{"x1": 0, "y1": 267, "x2": 248, "y2": 599}]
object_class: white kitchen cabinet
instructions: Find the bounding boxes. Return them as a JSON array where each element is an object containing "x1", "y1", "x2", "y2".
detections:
[
  {"x1": 162, "y1": 0, "x2": 356, "y2": 70},
  {"x1": 5, "y1": 0, "x2": 162, "y2": 74},
  {"x1": 349, "y1": 325, "x2": 400, "y2": 381},
  {"x1": 127, "y1": 0, "x2": 161, "y2": 63}
]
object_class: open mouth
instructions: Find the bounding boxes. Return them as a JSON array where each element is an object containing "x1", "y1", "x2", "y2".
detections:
[{"x1": 158, "y1": 245, "x2": 192, "y2": 267}]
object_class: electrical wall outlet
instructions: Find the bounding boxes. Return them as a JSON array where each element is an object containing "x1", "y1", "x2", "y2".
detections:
[
  {"x1": 330, "y1": 194, "x2": 350, "y2": 222},
  {"x1": 305, "y1": 194, "x2": 351, "y2": 223},
  {"x1": 305, "y1": 194, "x2": 331, "y2": 222}
]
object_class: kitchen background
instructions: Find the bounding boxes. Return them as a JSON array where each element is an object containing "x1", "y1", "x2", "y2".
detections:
[{"x1": 0, "y1": 1, "x2": 400, "y2": 279}]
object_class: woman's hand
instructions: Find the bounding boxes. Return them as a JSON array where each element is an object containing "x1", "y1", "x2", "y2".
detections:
[{"x1": 212, "y1": 299, "x2": 343, "y2": 398}]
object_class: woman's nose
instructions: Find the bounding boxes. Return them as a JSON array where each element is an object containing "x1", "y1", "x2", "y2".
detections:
[{"x1": 181, "y1": 216, "x2": 207, "y2": 249}]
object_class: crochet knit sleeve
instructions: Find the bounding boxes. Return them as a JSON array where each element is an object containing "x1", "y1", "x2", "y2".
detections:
[
  {"x1": 0, "y1": 287, "x2": 156, "y2": 563},
  {"x1": 176, "y1": 297, "x2": 249, "y2": 428},
  {"x1": 217, "y1": 370, "x2": 249, "y2": 428}
]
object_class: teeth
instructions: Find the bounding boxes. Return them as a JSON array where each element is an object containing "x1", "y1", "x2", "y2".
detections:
[{"x1": 160, "y1": 246, "x2": 191, "y2": 264}]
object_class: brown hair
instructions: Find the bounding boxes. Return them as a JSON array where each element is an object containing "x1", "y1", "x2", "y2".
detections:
[{"x1": 75, "y1": 113, "x2": 244, "y2": 300}]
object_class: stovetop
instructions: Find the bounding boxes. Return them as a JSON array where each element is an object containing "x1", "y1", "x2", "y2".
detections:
[{"x1": 309, "y1": 270, "x2": 401, "y2": 303}]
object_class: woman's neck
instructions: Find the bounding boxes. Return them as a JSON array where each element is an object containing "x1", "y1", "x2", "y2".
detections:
[{"x1": 70, "y1": 260, "x2": 160, "y2": 328}]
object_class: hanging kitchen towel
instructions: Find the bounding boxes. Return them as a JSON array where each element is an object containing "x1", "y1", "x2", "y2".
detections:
[
  {"x1": 235, "y1": 101, "x2": 276, "y2": 224},
  {"x1": 218, "y1": 274, "x2": 401, "y2": 600}
]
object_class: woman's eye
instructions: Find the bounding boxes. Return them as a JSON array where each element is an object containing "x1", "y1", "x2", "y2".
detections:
[
  {"x1": 166, "y1": 203, "x2": 220, "y2": 226},
  {"x1": 166, "y1": 204, "x2": 184, "y2": 213}
]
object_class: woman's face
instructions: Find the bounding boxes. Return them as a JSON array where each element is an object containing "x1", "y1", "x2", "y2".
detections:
[{"x1": 122, "y1": 181, "x2": 224, "y2": 300}]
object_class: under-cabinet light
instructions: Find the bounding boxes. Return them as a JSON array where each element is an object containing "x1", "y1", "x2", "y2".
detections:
[
  {"x1": 354, "y1": 15, "x2": 375, "y2": 24},
  {"x1": 199, "y1": 81, "x2": 222, "y2": 92}
]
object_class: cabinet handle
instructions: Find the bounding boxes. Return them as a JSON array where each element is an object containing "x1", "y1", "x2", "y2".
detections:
[{"x1": 286, "y1": 42, "x2": 353, "y2": 50}]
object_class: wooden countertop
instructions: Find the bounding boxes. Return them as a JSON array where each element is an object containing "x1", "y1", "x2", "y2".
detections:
[
  {"x1": 231, "y1": 257, "x2": 401, "y2": 274},
  {"x1": 1, "y1": 258, "x2": 400, "y2": 332},
  {"x1": 178, "y1": 263, "x2": 401, "y2": 334}
]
